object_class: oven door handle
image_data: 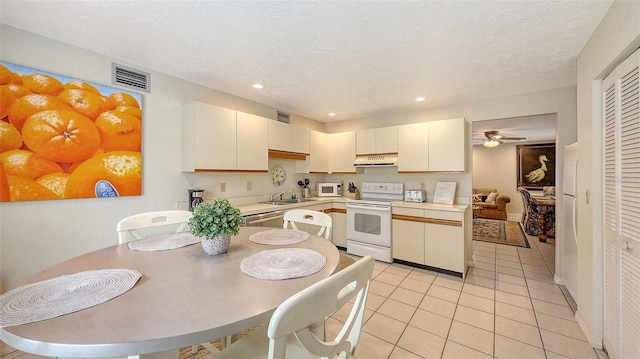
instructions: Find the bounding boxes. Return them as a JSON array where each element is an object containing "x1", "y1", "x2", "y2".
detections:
[{"x1": 346, "y1": 204, "x2": 390, "y2": 211}]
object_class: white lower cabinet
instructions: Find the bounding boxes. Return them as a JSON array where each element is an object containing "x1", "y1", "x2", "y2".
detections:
[
  {"x1": 424, "y1": 210, "x2": 464, "y2": 273},
  {"x1": 392, "y1": 206, "x2": 465, "y2": 275},
  {"x1": 329, "y1": 202, "x2": 347, "y2": 247},
  {"x1": 392, "y1": 207, "x2": 425, "y2": 264}
]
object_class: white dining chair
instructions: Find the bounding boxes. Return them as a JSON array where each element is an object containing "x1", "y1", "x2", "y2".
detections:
[
  {"x1": 117, "y1": 209, "x2": 223, "y2": 355},
  {"x1": 283, "y1": 209, "x2": 332, "y2": 240},
  {"x1": 117, "y1": 210, "x2": 193, "y2": 244},
  {"x1": 210, "y1": 255, "x2": 375, "y2": 359}
]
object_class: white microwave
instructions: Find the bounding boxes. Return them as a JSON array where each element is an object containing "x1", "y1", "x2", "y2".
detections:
[{"x1": 317, "y1": 183, "x2": 342, "y2": 197}]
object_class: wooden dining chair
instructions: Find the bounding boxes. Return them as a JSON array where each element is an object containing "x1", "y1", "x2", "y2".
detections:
[
  {"x1": 117, "y1": 210, "x2": 193, "y2": 244},
  {"x1": 117, "y1": 209, "x2": 220, "y2": 355},
  {"x1": 210, "y1": 255, "x2": 375, "y2": 359},
  {"x1": 283, "y1": 209, "x2": 332, "y2": 240}
]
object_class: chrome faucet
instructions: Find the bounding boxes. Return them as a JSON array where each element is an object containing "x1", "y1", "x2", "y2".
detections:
[{"x1": 270, "y1": 191, "x2": 286, "y2": 201}]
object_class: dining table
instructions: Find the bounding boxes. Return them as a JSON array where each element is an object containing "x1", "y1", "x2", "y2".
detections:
[
  {"x1": 531, "y1": 196, "x2": 556, "y2": 242},
  {"x1": 0, "y1": 227, "x2": 339, "y2": 358}
]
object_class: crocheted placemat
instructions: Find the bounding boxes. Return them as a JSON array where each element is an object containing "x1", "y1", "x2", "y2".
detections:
[
  {"x1": 128, "y1": 232, "x2": 200, "y2": 251},
  {"x1": 0, "y1": 269, "x2": 142, "y2": 327},
  {"x1": 240, "y1": 248, "x2": 326, "y2": 280},
  {"x1": 249, "y1": 229, "x2": 310, "y2": 245}
]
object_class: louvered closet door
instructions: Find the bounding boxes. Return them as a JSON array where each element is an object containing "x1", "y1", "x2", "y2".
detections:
[
  {"x1": 602, "y1": 48, "x2": 640, "y2": 359},
  {"x1": 602, "y1": 70, "x2": 619, "y2": 359}
]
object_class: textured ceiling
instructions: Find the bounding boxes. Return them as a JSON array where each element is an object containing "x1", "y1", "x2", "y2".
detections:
[{"x1": 0, "y1": 0, "x2": 611, "y2": 126}]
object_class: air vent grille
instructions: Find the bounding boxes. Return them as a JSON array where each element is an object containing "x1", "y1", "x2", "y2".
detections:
[
  {"x1": 111, "y1": 63, "x2": 150, "y2": 93},
  {"x1": 277, "y1": 111, "x2": 290, "y2": 124}
]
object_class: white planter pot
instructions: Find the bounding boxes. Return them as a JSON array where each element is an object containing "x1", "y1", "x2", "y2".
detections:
[{"x1": 201, "y1": 235, "x2": 231, "y2": 255}]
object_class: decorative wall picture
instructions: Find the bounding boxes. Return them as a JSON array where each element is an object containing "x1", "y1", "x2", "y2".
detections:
[
  {"x1": 0, "y1": 61, "x2": 143, "y2": 202},
  {"x1": 433, "y1": 182, "x2": 457, "y2": 204},
  {"x1": 517, "y1": 143, "x2": 555, "y2": 189}
]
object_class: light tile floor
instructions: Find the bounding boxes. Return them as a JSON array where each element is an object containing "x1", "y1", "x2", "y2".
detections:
[
  {"x1": 2, "y1": 233, "x2": 608, "y2": 359},
  {"x1": 326, "y1": 233, "x2": 609, "y2": 359}
]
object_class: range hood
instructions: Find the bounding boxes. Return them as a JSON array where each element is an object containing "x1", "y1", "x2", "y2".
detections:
[{"x1": 353, "y1": 155, "x2": 398, "y2": 167}]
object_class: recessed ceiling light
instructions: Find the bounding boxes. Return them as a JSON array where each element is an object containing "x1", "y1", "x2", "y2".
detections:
[
  {"x1": 328, "y1": 112, "x2": 336, "y2": 117},
  {"x1": 252, "y1": 83, "x2": 264, "y2": 89},
  {"x1": 416, "y1": 97, "x2": 426, "y2": 102}
]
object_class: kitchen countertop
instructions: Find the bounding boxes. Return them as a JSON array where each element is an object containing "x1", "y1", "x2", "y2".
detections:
[
  {"x1": 238, "y1": 197, "x2": 467, "y2": 216},
  {"x1": 392, "y1": 201, "x2": 468, "y2": 212}
]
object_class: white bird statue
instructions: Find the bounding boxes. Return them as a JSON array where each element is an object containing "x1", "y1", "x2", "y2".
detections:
[{"x1": 526, "y1": 155, "x2": 549, "y2": 183}]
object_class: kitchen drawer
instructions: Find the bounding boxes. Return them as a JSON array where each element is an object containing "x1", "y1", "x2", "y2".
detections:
[
  {"x1": 392, "y1": 207, "x2": 424, "y2": 217},
  {"x1": 425, "y1": 209, "x2": 462, "y2": 222}
]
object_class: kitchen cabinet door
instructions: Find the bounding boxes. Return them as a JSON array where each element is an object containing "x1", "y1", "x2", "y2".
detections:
[
  {"x1": 428, "y1": 118, "x2": 465, "y2": 172},
  {"x1": 424, "y1": 210, "x2": 464, "y2": 273},
  {"x1": 330, "y1": 202, "x2": 347, "y2": 247},
  {"x1": 236, "y1": 112, "x2": 268, "y2": 171},
  {"x1": 309, "y1": 130, "x2": 330, "y2": 173},
  {"x1": 291, "y1": 125, "x2": 310, "y2": 154},
  {"x1": 330, "y1": 131, "x2": 356, "y2": 174},
  {"x1": 268, "y1": 120, "x2": 290, "y2": 152},
  {"x1": 356, "y1": 126, "x2": 398, "y2": 155},
  {"x1": 398, "y1": 122, "x2": 429, "y2": 172},
  {"x1": 375, "y1": 126, "x2": 398, "y2": 154},
  {"x1": 181, "y1": 101, "x2": 236, "y2": 171},
  {"x1": 356, "y1": 129, "x2": 376, "y2": 155},
  {"x1": 392, "y1": 207, "x2": 425, "y2": 264}
]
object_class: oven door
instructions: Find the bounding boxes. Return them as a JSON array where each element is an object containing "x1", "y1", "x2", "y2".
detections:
[{"x1": 346, "y1": 202, "x2": 391, "y2": 247}]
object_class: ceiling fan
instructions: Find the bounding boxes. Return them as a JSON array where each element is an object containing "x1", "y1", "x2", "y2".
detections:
[{"x1": 482, "y1": 130, "x2": 526, "y2": 148}]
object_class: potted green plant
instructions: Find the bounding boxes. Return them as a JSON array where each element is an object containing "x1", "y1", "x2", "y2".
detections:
[{"x1": 188, "y1": 199, "x2": 243, "y2": 255}]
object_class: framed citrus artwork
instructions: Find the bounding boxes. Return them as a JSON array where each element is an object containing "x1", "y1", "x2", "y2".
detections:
[{"x1": 0, "y1": 61, "x2": 143, "y2": 202}]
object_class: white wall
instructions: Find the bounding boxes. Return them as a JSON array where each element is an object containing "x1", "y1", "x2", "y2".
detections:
[
  {"x1": 0, "y1": 25, "x2": 323, "y2": 291},
  {"x1": 472, "y1": 143, "x2": 521, "y2": 220},
  {"x1": 574, "y1": 0, "x2": 640, "y2": 348}
]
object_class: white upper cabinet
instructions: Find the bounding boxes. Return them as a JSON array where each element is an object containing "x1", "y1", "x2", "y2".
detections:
[
  {"x1": 428, "y1": 118, "x2": 465, "y2": 172},
  {"x1": 268, "y1": 120, "x2": 290, "y2": 152},
  {"x1": 181, "y1": 101, "x2": 237, "y2": 171},
  {"x1": 181, "y1": 102, "x2": 268, "y2": 172},
  {"x1": 309, "y1": 130, "x2": 330, "y2": 173},
  {"x1": 329, "y1": 131, "x2": 356, "y2": 173},
  {"x1": 398, "y1": 122, "x2": 429, "y2": 172},
  {"x1": 268, "y1": 121, "x2": 310, "y2": 154},
  {"x1": 290, "y1": 125, "x2": 310, "y2": 154},
  {"x1": 356, "y1": 126, "x2": 398, "y2": 155},
  {"x1": 236, "y1": 112, "x2": 268, "y2": 171},
  {"x1": 375, "y1": 126, "x2": 398, "y2": 154},
  {"x1": 398, "y1": 118, "x2": 466, "y2": 173}
]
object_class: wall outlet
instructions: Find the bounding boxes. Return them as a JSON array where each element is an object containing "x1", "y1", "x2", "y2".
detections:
[
  {"x1": 420, "y1": 182, "x2": 425, "y2": 190},
  {"x1": 220, "y1": 182, "x2": 226, "y2": 192},
  {"x1": 247, "y1": 181, "x2": 252, "y2": 191}
]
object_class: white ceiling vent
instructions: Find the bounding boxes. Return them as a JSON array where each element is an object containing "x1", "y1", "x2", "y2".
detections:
[
  {"x1": 111, "y1": 63, "x2": 150, "y2": 93},
  {"x1": 277, "y1": 111, "x2": 290, "y2": 124}
]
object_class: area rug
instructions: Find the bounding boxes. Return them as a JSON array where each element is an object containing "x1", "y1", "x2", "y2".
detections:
[{"x1": 473, "y1": 219, "x2": 530, "y2": 248}]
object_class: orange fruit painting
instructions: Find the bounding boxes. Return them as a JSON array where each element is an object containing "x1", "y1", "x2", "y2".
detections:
[
  {"x1": 0, "y1": 61, "x2": 143, "y2": 202},
  {"x1": 65, "y1": 151, "x2": 141, "y2": 199},
  {"x1": 22, "y1": 109, "x2": 101, "y2": 163}
]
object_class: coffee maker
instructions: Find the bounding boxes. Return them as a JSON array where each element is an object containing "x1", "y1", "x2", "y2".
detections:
[{"x1": 188, "y1": 189, "x2": 204, "y2": 211}]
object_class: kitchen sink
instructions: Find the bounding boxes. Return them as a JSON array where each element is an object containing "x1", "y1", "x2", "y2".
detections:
[{"x1": 259, "y1": 198, "x2": 317, "y2": 205}]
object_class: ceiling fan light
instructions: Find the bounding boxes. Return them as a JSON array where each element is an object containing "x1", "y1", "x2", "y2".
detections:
[{"x1": 483, "y1": 139, "x2": 500, "y2": 148}]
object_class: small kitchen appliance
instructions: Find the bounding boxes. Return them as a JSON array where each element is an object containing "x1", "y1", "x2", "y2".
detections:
[
  {"x1": 317, "y1": 182, "x2": 342, "y2": 197},
  {"x1": 404, "y1": 189, "x2": 427, "y2": 202},
  {"x1": 188, "y1": 189, "x2": 204, "y2": 211}
]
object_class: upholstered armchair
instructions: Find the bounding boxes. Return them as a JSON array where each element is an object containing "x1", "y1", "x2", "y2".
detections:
[
  {"x1": 472, "y1": 187, "x2": 511, "y2": 220},
  {"x1": 517, "y1": 187, "x2": 555, "y2": 237}
]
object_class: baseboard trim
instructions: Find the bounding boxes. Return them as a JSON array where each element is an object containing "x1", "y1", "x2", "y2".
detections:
[{"x1": 575, "y1": 310, "x2": 603, "y2": 350}]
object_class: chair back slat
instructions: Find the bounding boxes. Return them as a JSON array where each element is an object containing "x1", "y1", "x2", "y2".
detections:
[
  {"x1": 117, "y1": 210, "x2": 192, "y2": 244},
  {"x1": 283, "y1": 209, "x2": 332, "y2": 240}
]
